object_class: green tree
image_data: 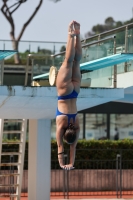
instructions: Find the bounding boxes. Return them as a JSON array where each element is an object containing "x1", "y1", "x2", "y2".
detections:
[
  {"x1": 60, "y1": 45, "x2": 66, "y2": 52},
  {"x1": 1, "y1": 0, "x2": 43, "y2": 64},
  {"x1": 105, "y1": 17, "x2": 115, "y2": 27},
  {"x1": 115, "y1": 21, "x2": 123, "y2": 27},
  {"x1": 92, "y1": 24, "x2": 105, "y2": 34},
  {"x1": 91, "y1": 17, "x2": 115, "y2": 35},
  {"x1": 85, "y1": 16, "x2": 133, "y2": 38}
]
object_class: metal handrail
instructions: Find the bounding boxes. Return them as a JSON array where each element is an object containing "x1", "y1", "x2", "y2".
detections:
[
  {"x1": 51, "y1": 51, "x2": 65, "y2": 57},
  {"x1": 82, "y1": 22, "x2": 133, "y2": 43},
  {"x1": 0, "y1": 39, "x2": 66, "y2": 44},
  {"x1": 82, "y1": 36, "x2": 115, "y2": 48},
  {"x1": 28, "y1": 54, "x2": 51, "y2": 58}
]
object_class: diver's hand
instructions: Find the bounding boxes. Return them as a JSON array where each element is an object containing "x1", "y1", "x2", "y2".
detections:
[{"x1": 60, "y1": 164, "x2": 75, "y2": 170}]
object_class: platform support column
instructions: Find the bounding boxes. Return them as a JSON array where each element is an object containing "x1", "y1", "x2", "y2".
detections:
[{"x1": 28, "y1": 119, "x2": 51, "y2": 200}]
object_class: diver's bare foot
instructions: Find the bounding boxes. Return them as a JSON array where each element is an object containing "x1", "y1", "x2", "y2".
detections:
[
  {"x1": 68, "y1": 21, "x2": 75, "y2": 37},
  {"x1": 73, "y1": 21, "x2": 80, "y2": 36},
  {"x1": 68, "y1": 20, "x2": 80, "y2": 37}
]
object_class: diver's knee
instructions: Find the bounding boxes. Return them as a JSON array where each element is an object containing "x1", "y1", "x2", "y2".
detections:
[
  {"x1": 65, "y1": 57, "x2": 74, "y2": 63},
  {"x1": 74, "y1": 55, "x2": 82, "y2": 62}
]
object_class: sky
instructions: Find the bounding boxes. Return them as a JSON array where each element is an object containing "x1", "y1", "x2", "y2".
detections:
[{"x1": 0, "y1": 0, "x2": 133, "y2": 43}]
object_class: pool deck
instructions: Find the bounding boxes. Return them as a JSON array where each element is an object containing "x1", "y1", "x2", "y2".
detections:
[
  {"x1": 0, "y1": 196, "x2": 133, "y2": 200},
  {"x1": 1, "y1": 195, "x2": 133, "y2": 200},
  {"x1": 1, "y1": 191, "x2": 133, "y2": 200},
  {"x1": 1, "y1": 198, "x2": 132, "y2": 200}
]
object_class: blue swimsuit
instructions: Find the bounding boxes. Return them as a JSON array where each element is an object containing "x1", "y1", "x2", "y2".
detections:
[
  {"x1": 58, "y1": 90, "x2": 78, "y2": 100},
  {"x1": 56, "y1": 90, "x2": 78, "y2": 124}
]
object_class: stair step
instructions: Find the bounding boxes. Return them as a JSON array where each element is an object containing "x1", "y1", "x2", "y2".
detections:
[
  {"x1": 0, "y1": 163, "x2": 21, "y2": 166},
  {"x1": 2, "y1": 141, "x2": 22, "y2": 145},
  {"x1": 0, "y1": 184, "x2": 19, "y2": 187},
  {"x1": 0, "y1": 119, "x2": 27, "y2": 200},
  {"x1": 3, "y1": 131, "x2": 23, "y2": 134},
  {"x1": 0, "y1": 173, "x2": 20, "y2": 177},
  {"x1": 1, "y1": 152, "x2": 22, "y2": 155}
]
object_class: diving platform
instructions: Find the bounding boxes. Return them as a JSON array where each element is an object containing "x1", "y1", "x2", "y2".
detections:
[
  {"x1": 0, "y1": 50, "x2": 17, "y2": 60},
  {"x1": 0, "y1": 85, "x2": 124, "y2": 200},
  {"x1": 0, "y1": 86, "x2": 124, "y2": 119},
  {"x1": 80, "y1": 53, "x2": 133, "y2": 72}
]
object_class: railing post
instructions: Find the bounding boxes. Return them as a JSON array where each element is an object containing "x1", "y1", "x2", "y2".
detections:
[
  {"x1": 119, "y1": 151, "x2": 122, "y2": 198},
  {"x1": 113, "y1": 36, "x2": 117, "y2": 88},
  {"x1": 125, "y1": 26, "x2": 128, "y2": 72},
  {"x1": 53, "y1": 44, "x2": 55, "y2": 55},
  {"x1": 97, "y1": 35, "x2": 101, "y2": 59},
  {"x1": 3, "y1": 42, "x2": 5, "y2": 50},
  {"x1": 116, "y1": 154, "x2": 122, "y2": 198},
  {"x1": 116, "y1": 154, "x2": 119, "y2": 198},
  {"x1": 10, "y1": 155, "x2": 14, "y2": 195},
  {"x1": 63, "y1": 154, "x2": 69, "y2": 199},
  {"x1": 29, "y1": 43, "x2": 31, "y2": 53},
  {"x1": 66, "y1": 156, "x2": 69, "y2": 200},
  {"x1": 0, "y1": 59, "x2": 4, "y2": 86},
  {"x1": 31, "y1": 58, "x2": 34, "y2": 83},
  {"x1": 24, "y1": 56, "x2": 29, "y2": 86},
  {"x1": 52, "y1": 56, "x2": 55, "y2": 66},
  {"x1": 83, "y1": 113, "x2": 86, "y2": 139}
]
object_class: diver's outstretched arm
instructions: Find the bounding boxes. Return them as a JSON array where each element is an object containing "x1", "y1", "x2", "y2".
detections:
[
  {"x1": 74, "y1": 21, "x2": 82, "y2": 62},
  {"x1": 56, "y1": 127, "x2": 65, "y2": 167},
  {"x1": 63, "y1": 129, "x2": 79, "y2": 170}
]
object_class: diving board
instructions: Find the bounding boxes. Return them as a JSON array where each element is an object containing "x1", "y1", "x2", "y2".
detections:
[
  {"x1": 0, "y1": 50, "x2": 17, "y2": 60},
  {"x1": 80, "y1": 53, "x2": 133, "y2": 72},
  {"x1": 33, "y1": 72, "x2": 49, "y2": 80},
  {"x1": 33, "y1": 53, "x2": 133, "y2": 80}
]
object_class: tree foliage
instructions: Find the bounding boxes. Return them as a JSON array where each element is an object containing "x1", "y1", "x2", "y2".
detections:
[
  {"x1": 0, "y1": 0, "x2": 61, "y2": 64},
  {"x1": 105, "y1": 17, "x2": 115, "y2": 26},
  {"x1": 2, "y1": 139, "x2": 133, "y2": 169},
  {"x1": 1, "y1": 0, "x2": 43, "y2": 63},
  {"x1": 85, "y1": 16, "x2": 133, "y2": 38}
]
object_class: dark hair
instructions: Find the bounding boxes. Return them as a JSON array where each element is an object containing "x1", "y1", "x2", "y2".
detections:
[{"x1": 63, "y1": 124, "x2": 76, "y2": 144}]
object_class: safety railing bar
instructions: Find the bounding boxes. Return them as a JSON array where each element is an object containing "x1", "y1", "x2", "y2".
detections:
[
  {"x1": 0, "y1": 39, "x2": 66, "y2": 44},
  {"x1": 51, "y1": 36, "x2": 115, "y2": 58},
  {"x1": 1, "y1": 59, "x2": 4, "y2": 85},
  {"x1": 28, "y1": 54, "x2": 51, "y2": 58},
  {"x1": 51, "y1": 51, "x2": 65, "y2": 57},
  {"x1": 119, "y1": 151, "x2": 122, "y2": 198},
  {"x1": 82, "y1": 36, "x2": 115, "y2": 48},
  {"x1": 113, "y1": 36, "x2": 117, "y2": 88},
  {"x1": 81, "y1": 22, "x2": 133, "y2": 42},
  {"x1": 116, "y1": 154, "x2": 119, "y2": 198}
]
